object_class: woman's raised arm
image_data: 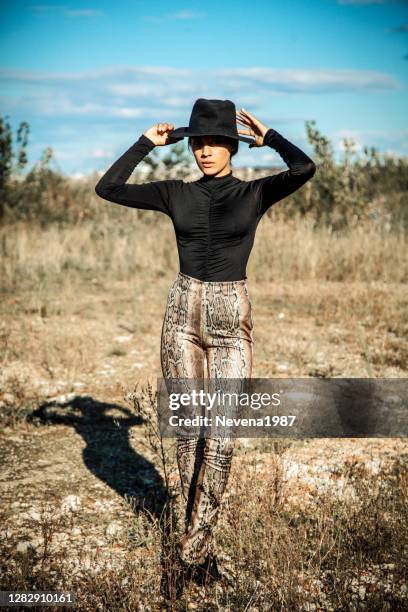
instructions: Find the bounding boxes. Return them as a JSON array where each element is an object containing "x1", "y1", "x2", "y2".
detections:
[
  {"x1": 236, "y1": 108, "x2": 316, "y2": 217},
  {"x1": 254, "y1": 128, "x2": 316, "y2": 217},
  {"x1": 94, "y1": 123, "x2": 182, "y2": 216}
]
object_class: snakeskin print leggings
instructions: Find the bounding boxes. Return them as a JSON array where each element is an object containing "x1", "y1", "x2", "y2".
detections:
[{"x1": 160, "y1": 271, "x2": 254, "y2": 565}]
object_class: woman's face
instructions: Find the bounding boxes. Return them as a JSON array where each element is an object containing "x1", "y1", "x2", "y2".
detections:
[{"x1": 191, "y1": 135, "x2": 233, "y2": 176}]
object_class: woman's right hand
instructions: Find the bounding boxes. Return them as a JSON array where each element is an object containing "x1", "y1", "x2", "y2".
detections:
[{"x1": 143, "y1": 123, "x2": 183, "y2": 146}]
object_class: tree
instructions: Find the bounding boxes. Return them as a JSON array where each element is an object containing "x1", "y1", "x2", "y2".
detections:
[{"x1": 0, "y1": 114, "x2": 30, "y2": 218}]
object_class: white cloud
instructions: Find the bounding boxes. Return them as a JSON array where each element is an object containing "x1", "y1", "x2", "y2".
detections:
[
  {"x1": 65, "y1": 9, "x2": 104, "y2": 17},
  {"x1": 141, "y1": 9, "x2": 206, "y2": 22},
  {"x1": 216, "y1": 67, "x2": 401, "y2": 92},
  {"x1": 0, "y1": 66, "x2": 401, "y2": 103},
  {"x1": 337, "y1": 0, "x2": 389, "y2": 5},
  {"x1": 89, "y1": 148, "x2": 114, "y2": 159},
  {"x1": 27, "y1": 5, "x2": 104, "y2": 17},
  {"x1": 170, "y1": 10, "x2": 206, "y2": 19},
  {"x1": 2, "y1": 64, "x2": 405, "y2": 172},
  {"x1": 336, "y1": 137, "x2": 364, "y2": 153},
  {"x1": 332, "y1": 128, "x2": 408, "y2": 154}
]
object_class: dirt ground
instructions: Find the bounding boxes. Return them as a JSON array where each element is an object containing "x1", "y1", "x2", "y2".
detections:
[{"x1": 1, "y1": 277, "x2": 407, "y2": 608}]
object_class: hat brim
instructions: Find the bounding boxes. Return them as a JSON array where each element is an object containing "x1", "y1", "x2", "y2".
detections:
[{"x1": 169, "y1": 127, "x2": 254, "y2": 145}]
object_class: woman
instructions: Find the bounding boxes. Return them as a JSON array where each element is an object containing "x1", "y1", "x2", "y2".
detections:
[{"x1": 95, "y1": 98, "x2": 316, "y2": 594}]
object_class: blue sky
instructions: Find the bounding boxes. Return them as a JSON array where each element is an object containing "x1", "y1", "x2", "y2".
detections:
[{"x1": 1, "y1": 0, "x2": 407, "y2": 177}]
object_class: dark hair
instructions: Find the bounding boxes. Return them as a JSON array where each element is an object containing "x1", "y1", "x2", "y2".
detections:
[{"x1": 188, "y1": 135, "x2": 239, "y2": 160}]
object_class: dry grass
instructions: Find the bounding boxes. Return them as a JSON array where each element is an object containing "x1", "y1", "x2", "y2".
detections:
[
  {"x1": 1, "y1": 418, "x2": 407, "y2": 609},
  {"x1": 1, "y1": 215, "x2": 407, "y2": 291},
  {"x1": 1, "y1": 215, "x2": 407, "y2": 609}
]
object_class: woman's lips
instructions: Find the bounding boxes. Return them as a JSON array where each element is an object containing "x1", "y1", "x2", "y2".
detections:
[{"x1": 202, "y1": 162, "x2": 214, "y2": 166}]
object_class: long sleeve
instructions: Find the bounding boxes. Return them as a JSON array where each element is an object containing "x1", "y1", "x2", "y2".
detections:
[
  {"x1": 94, "y1": 134, "x2": 172, "y2": 216},
  {"x1": 254, "y1": 128, "x2": 316, "y2": 217}
]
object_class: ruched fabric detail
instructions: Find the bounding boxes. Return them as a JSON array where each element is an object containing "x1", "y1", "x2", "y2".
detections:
[{"x1": 95, "y1": 129, "x2": 316, "y2": 282}]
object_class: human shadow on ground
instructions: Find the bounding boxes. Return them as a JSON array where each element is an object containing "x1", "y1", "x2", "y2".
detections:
[
  {"x1": 30, "y1": 395, "x2": 168, "y2": 518},
  {"x1": 29, "y1": 395, "x2": 205, "y2": 603}
]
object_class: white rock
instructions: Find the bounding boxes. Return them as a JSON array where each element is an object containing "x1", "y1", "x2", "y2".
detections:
[
  {"x1": 54, "y1": 532, "x2": 69, "y2": 543},
  {"x1": 61, "y1": 495, "x2": 81, "y2": 512},
  {"x1": 16, "y1": 540, "x2": 35, "y2": 553},
  {"x1": 2, "y1": 393, "x2": 15, "y2": 404},
  {"x1": 94, "y1": 501, "x2": 108, "y2": 512},
  {"x1": 94, "y1": 538, "x2": 106, "y2": 546},
  {"x1": 27, "y1": 510, "x2": 41, "y2": 521},
  {"x1": 284, "y1": 461, "x2": 306, "y2": 478},
  {"x1": 106, "y1": 522, "x2": 122, "y2": 537},
  {"x1": 48, "y1": 392, "x2": 76, "y2": 404},
  {"x1": 81, "y1": 552, "x2": 92, "y2": 570}
]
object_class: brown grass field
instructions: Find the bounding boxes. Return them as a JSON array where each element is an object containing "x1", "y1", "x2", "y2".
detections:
[{"x1": 1, "y1": 208, "x2": 407, "y2": 610}]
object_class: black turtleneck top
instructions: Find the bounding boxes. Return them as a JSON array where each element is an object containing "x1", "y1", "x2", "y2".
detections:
[{"x1": 95, "y1": 128, "x2": 316, "y2": 281}]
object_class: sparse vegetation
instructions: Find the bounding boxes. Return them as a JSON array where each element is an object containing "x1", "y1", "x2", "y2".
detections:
[{"x1": 1, "y1": 114, "x2": 407, "y2": 609}]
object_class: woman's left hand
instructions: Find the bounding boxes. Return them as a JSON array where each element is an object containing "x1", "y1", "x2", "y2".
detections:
[{"x1": 236, "y1": 108, "x2": 269, "y2": 148}]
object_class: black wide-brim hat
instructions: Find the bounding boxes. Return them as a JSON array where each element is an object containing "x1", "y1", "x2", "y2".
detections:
[{"x1": 168, "y1": 98, "x2": 254, "y2": 145}]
